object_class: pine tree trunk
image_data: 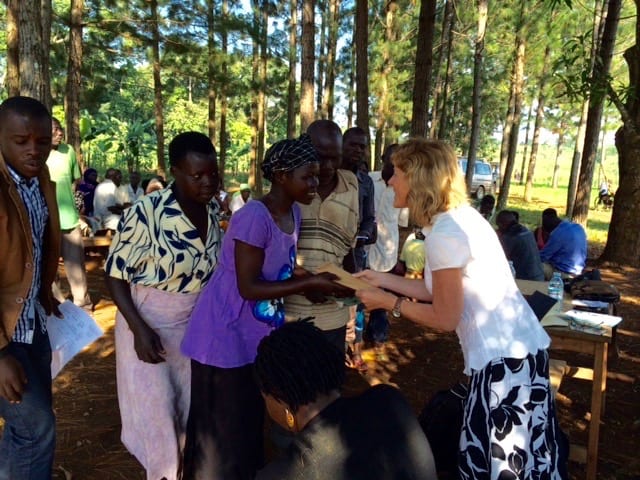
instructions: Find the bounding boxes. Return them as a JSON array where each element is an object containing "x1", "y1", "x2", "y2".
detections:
[
  {"x1": 567, "y1": 0, "x2": 607, "y2": 218},
  {"x1": 6, "y1": 0, "x2": 19, "y2": 96},
  {"x1": 429, "y1": 0, "x2": 455, "y2": 139},
  {"x1": 255, "y1": 5, "x2": 267, "y2": 196},
  {"x1": 219, "y1": 0, "x2": 229, "y2": 184},
  {"x1": 524, "y1": 44, "x2": 551, "y2": 202},
  {"x1": 465, "y1": 0, "x2": 487, "y2": 190},
  {"x1": 65, "y1": 0, "x2": 84, "y2": 169},
  {"x1": 572, "y1": 0, "x2": 621, "y2": 226},
  {"x1": 18, "y1": 0, "x2": 48, "y2": 104},
  {"x1": 322, "y1": 0, "x2": 340, "y2": 121},
  {"x1": 287, "y1": 0, "x2": 298, "y2": 138},
  {"x1": 150, "y1": 0, "x2": 166, "y2": 178},
  {"x1": 207, "y1": 0, "x2": 217, "y2": 143},
  {"x1": 249, "y1": 2, "x2": 260, "y2": 191},
  {"x1": 316, "y1": 5, "x2": 326, "y2": 116},
  {"x1": 300, "y1": 0, "x2": 315, "y2": 132},
  {"x1": 519, "y1": 105, "x2": 532, "y2": 186},
  {"x1": 354, "y1": 0, "x2": 369, "y2": 133},
  {"x1": 40, "y1": 0, "x2": 52, "y2": 110},
  {"x1": 410, "y1": 0, "x2": 436, "y2": 137},
  {"x1": 374, "y1": 0, "x2": 397, "y2": 167},
  {"x1": 497, "y1": 2, "x2": 526, "y2": 213}
]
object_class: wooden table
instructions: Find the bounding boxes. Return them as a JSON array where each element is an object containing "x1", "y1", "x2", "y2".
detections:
[{"x1": 517, "y1": 279, "x2": 613, "y2": 480}]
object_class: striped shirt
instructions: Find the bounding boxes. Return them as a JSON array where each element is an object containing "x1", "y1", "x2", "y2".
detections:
[{"x1": 8, "y1": 166, "x2": 49, "y2": 344}]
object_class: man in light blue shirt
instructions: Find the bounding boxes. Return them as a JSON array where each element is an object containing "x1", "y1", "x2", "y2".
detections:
[{"x1": 539, "y1": 208, "x2": 587, "y2": 279}]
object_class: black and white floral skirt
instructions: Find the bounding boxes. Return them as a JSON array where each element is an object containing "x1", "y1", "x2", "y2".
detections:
[{"x1": 459, "y1": 349, "x2": 567, "y2": 480}]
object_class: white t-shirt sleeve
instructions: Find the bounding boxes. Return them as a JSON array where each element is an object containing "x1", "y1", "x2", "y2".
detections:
[{"x1": 425, "y1": 218, "x2": 471, "y2": 271}]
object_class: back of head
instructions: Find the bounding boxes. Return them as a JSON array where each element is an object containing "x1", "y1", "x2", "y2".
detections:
[
  {"x1": 168, "y1": 131, "x2": 216, "y2": 167},
  {"x1": 0, "y1": 96, "x2": 51, "y2": 128},
  {"x1": 254, "y1": 321, "x2": 345, "y2": 413},
  {"x1": 496, "y1": 209, "x2": 517, "y2": 233},
  {"x1": 541, "y1": 208, "x2": 560, "y2": 232},
  {"x1": 480, "y1": 194, "x2": 495, "y2": 211},
  {"x1": 381, "y1": 144, "x2": 399, "y2": 184},
  {"x1": 392, "y1": 138, "x2": 468, "y2": 226}
]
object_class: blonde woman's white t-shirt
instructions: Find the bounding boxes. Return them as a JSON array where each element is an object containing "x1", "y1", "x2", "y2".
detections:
[{"x1": 422, "y1": 205, "x2": 550, "y2": 375}]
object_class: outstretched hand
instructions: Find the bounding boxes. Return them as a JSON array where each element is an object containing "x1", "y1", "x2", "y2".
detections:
[
  {"x1": 355, "y1": 287, "x2": 395, "y2": 313},
  {"x1": 353, "y1": 269, "x2": 385, "y2": 288}
]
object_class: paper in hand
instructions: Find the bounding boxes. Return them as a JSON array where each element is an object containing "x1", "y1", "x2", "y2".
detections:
[
  {"x1": 47, "y1": 301, "x2": 104, "y2": 378},
  {"x1": 316, "y1": 263, "x2": 372, "y2": 291}
]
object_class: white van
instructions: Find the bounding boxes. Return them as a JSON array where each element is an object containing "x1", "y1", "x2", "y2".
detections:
[{"x1": 458, "y1": 158, "x2": 494, "y2": 199}]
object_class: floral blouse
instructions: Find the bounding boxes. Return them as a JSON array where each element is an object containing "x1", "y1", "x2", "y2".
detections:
[{"x1": 105, "y1": 185, "x2": 223, "y2": 294}]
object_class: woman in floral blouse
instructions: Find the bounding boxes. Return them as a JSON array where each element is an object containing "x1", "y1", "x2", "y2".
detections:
[{"x1": 105, "y1": 131, "x2": 223, "y2": 480}]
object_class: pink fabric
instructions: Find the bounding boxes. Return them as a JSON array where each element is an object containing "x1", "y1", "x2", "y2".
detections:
[{"x1": 115, "y1": 284, "x2": 198, "y2": 480}]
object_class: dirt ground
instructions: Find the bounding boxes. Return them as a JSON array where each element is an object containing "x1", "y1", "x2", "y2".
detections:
[{"x1": 3, "y1": 246, "x2": 638, "y2": 479}]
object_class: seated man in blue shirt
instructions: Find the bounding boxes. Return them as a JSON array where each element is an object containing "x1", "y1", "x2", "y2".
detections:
[{"x1": 539, "y1": 208, "x2": 587, "y2": 280}]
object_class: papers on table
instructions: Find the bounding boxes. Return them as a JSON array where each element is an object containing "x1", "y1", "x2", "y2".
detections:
[
  {"x1": 47, "y1": 301, "x2": 104, "y2": 378},
  {"x1": 563, "y1": 309, "x2": 622, "y2": 328},
  {"x1": 541, "y1": 308, "x2": 622, "y2": 334}
]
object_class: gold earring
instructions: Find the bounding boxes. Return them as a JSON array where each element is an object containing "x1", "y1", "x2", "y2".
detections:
[{"x1": 285, "y1": 408, "x2": 295, "y2": 430}]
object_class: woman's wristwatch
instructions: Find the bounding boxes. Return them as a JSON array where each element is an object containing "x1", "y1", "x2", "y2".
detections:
[{"x1": 391, "y1": 296, "x2": 406, "y2": 318}]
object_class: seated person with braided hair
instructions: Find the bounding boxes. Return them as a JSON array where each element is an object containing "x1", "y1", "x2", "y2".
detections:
[{"x1": 254, "y1": 321, "x2": 437, "y2": 480}]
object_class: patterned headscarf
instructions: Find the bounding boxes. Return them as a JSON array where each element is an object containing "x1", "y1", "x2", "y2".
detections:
[{"x1": 261, "y1": 134, "x2": 319, "y2": 182}]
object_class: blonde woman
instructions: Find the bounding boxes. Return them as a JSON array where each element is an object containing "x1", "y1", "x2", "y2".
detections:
[{"x1": 355, "y1": 139, "x2": 566, "y2": 480}]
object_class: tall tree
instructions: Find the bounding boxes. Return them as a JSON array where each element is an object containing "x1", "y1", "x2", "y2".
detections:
[
  {"x1": 286, "y1": 0, "x2": 298, "y2": 137},
  {"x1": 316, "y1": 1, "x2": 327, "y2": 115},
  {"x1": 572, "y1": 0, "x2": 622, "y2": 226},
  {"x1": 149, "y1": 0, "x2": 166, "y2": 178},
  {"x1": 219, "y1": 0, "x2": 229, "y2": 183},
  {"x1": 566, "y1": 0, "x2": 607, "y2": 217},
  {"x1": 373, "y1": 0, "x2": 398, "y2": 165},
  {"x1": 300, "y1": 0, "x2": 315, "y2": 131},
  {"x1": 524, "y1": 43, "x2": 552, "y2": 202},
  {"x1": 40, "y1": 0, "x2": 52, "y2": 110},
  {"x1": 9, "y1": 0, "x2": 51, "y2": 106},
  {"x1": 464, "y1": 0, "x2": 488, "y2": 191},
  {"x1": 497, "y1": 1, "x2": 527, "y2": 212},
  {"x1": 65, "y1": 0, "x2": 84, "y2": 167},
  {"x1": 322, "y1": 0, "x2": 340, "y2": 121},
  {"x1": 207, "y1": 0, "x2": 217, "y2": 143},
  {"x1": 6, "y1": 0, "x2": 19, "y2": 96},
  {"x1": 429, "y1": 0, "x2": 455, "y2": 139},
  {"x1": 354, "y1": 0, "x2": 370, "y2": 132},
  {"x1": 410, "y1": 0, "x2": 436, "y2": 137},
  {"x1": 600, "y1": 0, "x2": 640, "y2": 266}
]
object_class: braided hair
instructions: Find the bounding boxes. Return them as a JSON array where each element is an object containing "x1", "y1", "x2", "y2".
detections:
[{"x1": 254, "y1": 321, "x2": 345, "y2": 413}]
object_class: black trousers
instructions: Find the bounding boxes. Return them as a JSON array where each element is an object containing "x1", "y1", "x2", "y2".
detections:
[{"x1": 182, "y1": 360, "x2": 265, "y2": 480}]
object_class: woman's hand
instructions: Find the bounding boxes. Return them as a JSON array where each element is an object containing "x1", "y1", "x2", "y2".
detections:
[
  {"x1": 353, "y1": 269, "x2": 386, "y2": 288},
  {"x1": 355, "y1": 287, "x2": 396, "y2": 313},
  {"x1": 131, "y1": 322, "x2": 166, "y2": 364}
]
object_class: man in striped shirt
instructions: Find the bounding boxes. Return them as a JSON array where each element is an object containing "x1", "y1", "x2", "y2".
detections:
[{"x1": 0, "y1": 96, "x2": 62, "y2": 480}]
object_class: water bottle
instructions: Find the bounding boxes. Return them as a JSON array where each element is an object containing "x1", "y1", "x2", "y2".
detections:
[
  {"x1": 548, "y1": 272, "x2": 564, "y2": 304},
  {"x1": 355, "y1": 306, "x2": 365, "y2": 335},
  {"x1": 508, "y1": 261, "x2": 516, "y2": 278}
]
